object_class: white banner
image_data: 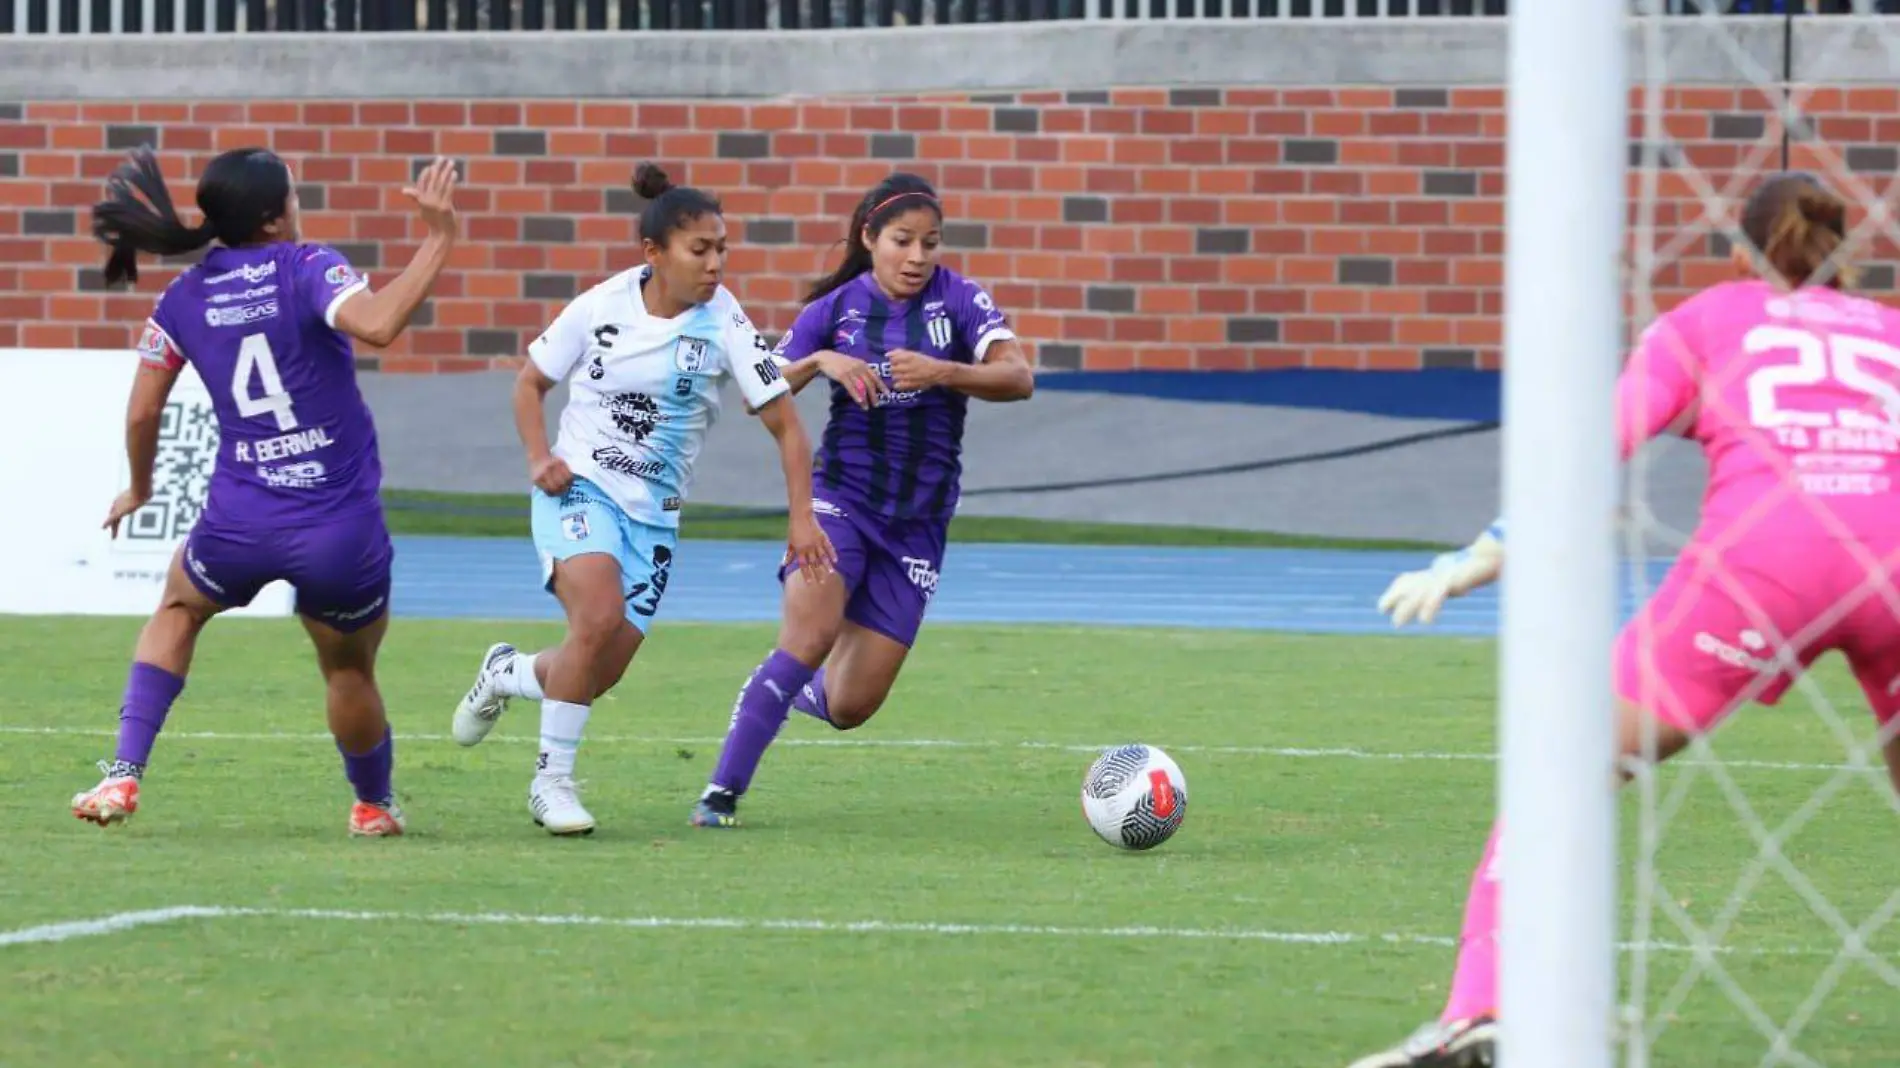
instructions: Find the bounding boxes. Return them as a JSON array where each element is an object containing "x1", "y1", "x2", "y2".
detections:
[{"x1": 0, "y1": 348, "x2": 292, "y2": 617}]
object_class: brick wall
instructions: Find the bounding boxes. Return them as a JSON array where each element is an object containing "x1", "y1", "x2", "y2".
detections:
[{"x1": 2, "y1": 87, "x2": 1894, "y2": 373}]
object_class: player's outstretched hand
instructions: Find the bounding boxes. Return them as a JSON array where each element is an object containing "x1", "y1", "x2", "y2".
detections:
[
  {"x1": 1375, "y1": 536, "x2": 1504, "y2": 628},
  {"x1": 815, "y1": 351, "x2": 888, "y2": 409},
  {"x1": 786, "y1": 513, "x2": 837, "y2": 586},
  {"x1": 103, "y1": 488, "x2": 150, "y2": 539},
  {"x1": 888, "y1": 349, "x2": 953, "y2": 393},
  {"x1": 1377, "y1": 564, "x2": 1458, "y2": 628},
  {"x1": 403, "y1": 156, "x2": 459, "y2": 239},
  {"x1": 530, "y1": 454, "x2": 574, "y2": 496}
]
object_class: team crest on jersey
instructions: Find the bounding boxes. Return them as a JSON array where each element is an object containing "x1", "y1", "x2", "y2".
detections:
[
  {"x1": 926, "y1": 315, "x2": 953, "y2": 350},
  {"x1": 324, "y1": 264, "x2": 358, "y2": 287},
  {"x1": 674, "y1": 336, "x2": 711, "y2": 374}
]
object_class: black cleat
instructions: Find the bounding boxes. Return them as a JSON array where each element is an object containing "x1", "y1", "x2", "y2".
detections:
[{"x1": 1345, "y1": 1016, "x2": 1496, "y2": 1068}]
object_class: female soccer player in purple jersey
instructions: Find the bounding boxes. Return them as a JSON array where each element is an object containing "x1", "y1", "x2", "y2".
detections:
[
  {"x1": 70, "y1": 146, "x2": 458, "y2": 838},
  {"x1": 690, "y1": 172, "x2": 1035, "y2": 828}
]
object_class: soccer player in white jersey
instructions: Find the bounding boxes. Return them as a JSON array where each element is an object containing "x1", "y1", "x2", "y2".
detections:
[{"x1": 449, "y1": 163, "x2": 834, "y2": 835}]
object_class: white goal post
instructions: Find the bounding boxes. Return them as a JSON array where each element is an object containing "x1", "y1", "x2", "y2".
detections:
[{"x1": 1497, "y1": 4, "x2": 1624, "y2": 1068}]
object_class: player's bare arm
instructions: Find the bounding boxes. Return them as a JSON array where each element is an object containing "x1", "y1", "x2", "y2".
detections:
[
  {"x1": 105, "y1": 360, "x2": 185, "y2": 536},
  {"x1": 784, "y1": 349, "x2": 889, "y2": 408},
  {"x1": 891, "y1": 337, "x2": 1034, "y2": 401},
  {"x1": 511, "y1": 360, "x2": 572, "y2": 495},
  {"x1": 331, "y1": 157, "x2": 459, "y2": 348},
  {"x1": 754, "y1": 393, "x2": 836, "y2": 583}
]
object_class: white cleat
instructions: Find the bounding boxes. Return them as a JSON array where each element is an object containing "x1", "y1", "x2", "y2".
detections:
[
  {"x1": 452, "y1": 642, "x2": 516, "y2": 747},
  {"x1": 529, "y1": 776, "x2": 597, "y2": 836}
]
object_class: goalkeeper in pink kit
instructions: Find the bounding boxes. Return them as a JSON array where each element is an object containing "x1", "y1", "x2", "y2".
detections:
[{"x1": 1352, "y1": 173, "x2": 1900, "y2": 1067}]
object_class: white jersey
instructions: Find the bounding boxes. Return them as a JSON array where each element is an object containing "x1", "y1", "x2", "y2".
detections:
[{"x1": 528, "y1": 266, "x2": 791, "y2": 529}]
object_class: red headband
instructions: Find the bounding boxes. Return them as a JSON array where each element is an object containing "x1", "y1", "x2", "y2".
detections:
[{"x1": 869, "y1": 190, "x2": 939, "y2": 218}]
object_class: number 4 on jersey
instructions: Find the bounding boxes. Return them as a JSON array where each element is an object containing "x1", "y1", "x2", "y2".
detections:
[{"x1": 234, "y1": 333, "x2": 300, "y2": 432}]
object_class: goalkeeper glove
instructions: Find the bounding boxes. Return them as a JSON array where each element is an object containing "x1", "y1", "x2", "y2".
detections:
[{"x1": 1375, "y1": 529, "x2": 1504, "y2": 628}]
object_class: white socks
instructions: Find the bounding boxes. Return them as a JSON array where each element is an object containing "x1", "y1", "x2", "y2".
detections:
[
  {"x1": 500, "y1": 651, "x2": 545, "y2": 700},
  {"x1": 537, "y1": 699, "x2": 589, "y2": 780}
]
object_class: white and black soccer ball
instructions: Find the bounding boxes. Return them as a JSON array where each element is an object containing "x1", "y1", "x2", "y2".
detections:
[{"x1": 1081, "y1": 744, "x2": 1188, "y2": 851}]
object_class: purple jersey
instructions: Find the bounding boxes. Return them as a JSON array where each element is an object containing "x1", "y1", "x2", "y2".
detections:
[
  {"x1": 773, "y1": 266, "x2": 1014, "y2": 521},
  {"x1": 139, "y1": 243, "x2": 382, "y2": 528}
]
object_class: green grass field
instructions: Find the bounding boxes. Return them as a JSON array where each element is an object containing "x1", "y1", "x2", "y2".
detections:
[{"x1": 2, "y1": 617, "x2": 1894, "y2": 1067}]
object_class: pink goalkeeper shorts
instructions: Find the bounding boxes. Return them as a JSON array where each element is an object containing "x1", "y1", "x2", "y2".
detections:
[{"x1": 1614, "y1": 537, "x2": 1900, "y2": 733}]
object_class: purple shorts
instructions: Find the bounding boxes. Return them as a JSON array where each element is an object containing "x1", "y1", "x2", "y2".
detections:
[
  {"x1": 182, "y1": 510, "x2": 393, "y2": 633},
  {"x1": 779, "y1": 498, "x2": 945, "y2": 647}
]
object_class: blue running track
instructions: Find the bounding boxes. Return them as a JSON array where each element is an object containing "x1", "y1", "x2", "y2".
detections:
[{"x1": 391, "y1": 536, "x2": 1673, "y2": 637}]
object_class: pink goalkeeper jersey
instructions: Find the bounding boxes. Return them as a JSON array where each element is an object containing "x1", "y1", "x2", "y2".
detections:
[{"x1": 1618, "y1": 279, "x2": 1900, "y2": 543}]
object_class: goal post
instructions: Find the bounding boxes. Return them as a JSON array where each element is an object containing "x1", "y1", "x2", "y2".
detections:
[{"x1": 1497, "y1": 4, "x2": 1625, "y2": 1067}]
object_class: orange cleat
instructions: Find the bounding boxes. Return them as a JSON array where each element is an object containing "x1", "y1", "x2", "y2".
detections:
[
  {"x1": 72, "y1": 773, "x2": 140, "y2": 827},
  {"x1": 349, "y1": 799, "x2": 407, "y2": 838}
]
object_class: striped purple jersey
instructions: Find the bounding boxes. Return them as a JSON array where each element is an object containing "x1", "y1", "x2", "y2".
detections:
[{"x1": 773, "y1": 267, "x2": 1014, "y2": 521}]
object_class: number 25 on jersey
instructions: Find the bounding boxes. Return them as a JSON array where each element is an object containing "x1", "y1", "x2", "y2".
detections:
[
  {"x1": 1745, "y1": 324, "x2": 1900, "y2": 432},
  {"x1": 234, "y1": 334, "x2": 300, "y2": 432}
]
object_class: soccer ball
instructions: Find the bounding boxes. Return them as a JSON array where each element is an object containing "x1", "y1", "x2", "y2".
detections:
[{"x1": 1081, "y1": 744, "x2": 1188, "y2": 850}]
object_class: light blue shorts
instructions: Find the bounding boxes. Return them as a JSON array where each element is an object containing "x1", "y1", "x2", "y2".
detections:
[{"x1": 530, "y1": 477, "x2": 678, "y2": 632}]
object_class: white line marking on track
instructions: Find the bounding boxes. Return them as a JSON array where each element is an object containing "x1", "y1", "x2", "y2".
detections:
[
  {"x1": 0, "y1": 725, "x2": 1876, "y2": 774},
  {"x1": 0, "y1": 905, "x2": 1854, "y2": 959}
]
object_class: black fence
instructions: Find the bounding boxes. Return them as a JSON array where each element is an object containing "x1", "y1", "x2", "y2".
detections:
[{"x1": 2, "y1": 0, "x2": 1896, "y2": 35}]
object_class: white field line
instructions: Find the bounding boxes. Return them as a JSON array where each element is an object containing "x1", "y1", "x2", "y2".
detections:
[
  {"x1": 0, "y1": 724, "x2": 1878, "y2": 774},
  {"x1": 0, "y1": 905, "x2": 1866, "y2": 959}
]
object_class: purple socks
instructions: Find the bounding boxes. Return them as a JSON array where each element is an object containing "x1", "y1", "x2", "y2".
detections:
[
  {"x1": 338, "y1": 725, "x2": 394, "y2": 805},
  {"x1": 112, "y1": 662, "x2": 186, "y2": 776},
  {"x1": 710, "y1": 649, "x2": 815, "y2": 796},
  {"x1": 792, "y1": 667, "x2": 834, "y2": 727}
]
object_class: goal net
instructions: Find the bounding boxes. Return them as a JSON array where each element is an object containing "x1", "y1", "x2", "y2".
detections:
[{"x1": 1560, "y1": 4, "x2": 1900, "y2": 1066}]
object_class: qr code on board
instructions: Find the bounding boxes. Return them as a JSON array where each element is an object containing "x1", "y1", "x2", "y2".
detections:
[{"x1": 123, "y1": 398, "x2": 220, "y2": 543}]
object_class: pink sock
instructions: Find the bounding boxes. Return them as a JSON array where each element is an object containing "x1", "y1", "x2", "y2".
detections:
[{"x1": 1442, "y1": 821, "x2": 1502, "y2": 1023}]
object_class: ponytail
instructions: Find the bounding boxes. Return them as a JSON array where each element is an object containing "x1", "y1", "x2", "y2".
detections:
[
  {"x1": 806, "y1": 197, "x2": 877, "y2": 304},
  {"x1": 1740, "y1": 172, "x2": 1853, "y2": 290},
  {"x1": 90, "y1": 147, "x2": 217, "y2": 287}
]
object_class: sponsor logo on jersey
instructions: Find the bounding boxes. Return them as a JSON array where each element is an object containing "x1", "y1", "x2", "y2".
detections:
[
  {"x1": 324, "y1": 264, "x2": 359, "y2": 288},
  {"x1": 560, "y1": 512, "x2": 591, "y2": 541},
  {"x1": 204, "y1": 300, "x2": 280, "y2": 328},
  {"x1": 257, "y1": 460, "x2": 327, "y2": 489},
  {"x1": 205, "y1": 260, "x2": 278, "y2": 285},
  {"x1": 591, "y1": 445, "x2": 666, "y2": 481},
  {"x1": 674, "y1": 335, "x2": 710, "y2": 374},
  {"x1": 206, "y1": 284, "x2": 278, "y2": 305},
  {"x1": 661, "y1": 495, "x2": 682, "y2": 512},
  {"x1": 602, "y1": 392, "x2": 664, "y2": 442}
]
